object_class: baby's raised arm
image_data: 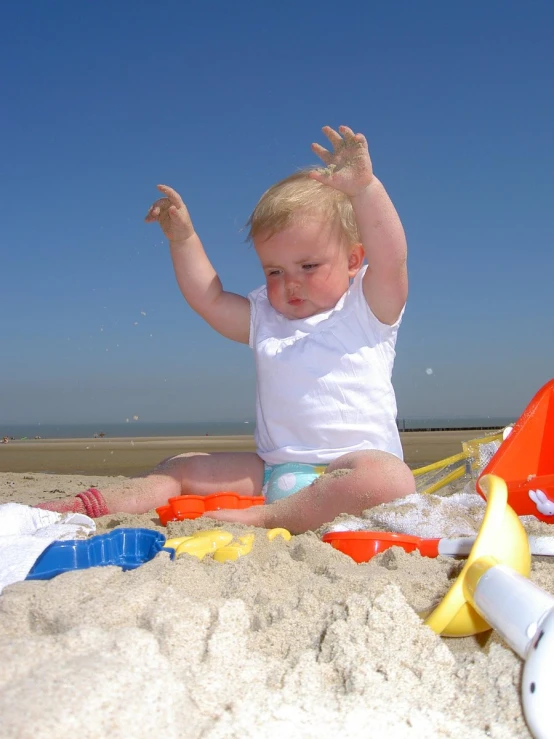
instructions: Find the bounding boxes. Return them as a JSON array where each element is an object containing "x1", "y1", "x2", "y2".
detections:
[
  {"x1": 310, "y1": 126, "x2": 408, "y2": 325},
  {"x1": 145, "y1": 185, "x2": 250, "y2": 343}
]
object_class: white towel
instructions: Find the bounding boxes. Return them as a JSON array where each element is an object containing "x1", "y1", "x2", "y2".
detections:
[{"x1": 0, "y1": 503, "x2": 96, "y2": 594}]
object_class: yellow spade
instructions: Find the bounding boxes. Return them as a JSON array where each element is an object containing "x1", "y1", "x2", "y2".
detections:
[
  {"x1": 165, "y1": 529, "x2": 234, "y2": 560},
  {"x1": 425, "y1": 474, "x2": 531, "y2": 637},
  {"x1": 164, "y1": 527, "x2": 292, "y2": 563},
  {"x1": 213, "y1": 534, "x2": 255, "y2": 562},
  {"x1": 213, "y1": 528, "x2": 291, "y2": 562}
]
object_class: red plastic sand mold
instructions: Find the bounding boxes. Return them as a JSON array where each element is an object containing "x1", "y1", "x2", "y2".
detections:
[
  {"x1": 477, "y1": 378, "x2": 554, "y2": 522},
  {"x1": 156, "y1": 492, "x2": 264, "y2": 525}
]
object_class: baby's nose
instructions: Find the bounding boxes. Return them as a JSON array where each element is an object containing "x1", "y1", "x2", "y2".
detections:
[{"x1": 284, "y1": 273, "x2": 300, "y2": 291}]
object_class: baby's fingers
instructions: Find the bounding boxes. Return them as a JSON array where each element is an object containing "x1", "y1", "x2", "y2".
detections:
[
  {"x1": 311, "y1": 142, "x2": 332, "y2": 165},
  {"x1": 157, "y1": 184, "x2": 185, "y2": 208},
  {"x1": 144, "y1": 199, "x2": 167, "y2": 222},
  {"x1": 340, "y1": 126, "x2": 368, "y2": 150},
  {"x1": 324, "y1": 125, "x2": 368, "y2": 151},
  {"x1": 144, "y1": 205, "x2": 160, "y2": 222},
  {"x1": 321, "y1": 125, "x2": 344, "y2": 150},
  {"x1": 338, "y1": 125, "x2": 356, "y2": 142}
]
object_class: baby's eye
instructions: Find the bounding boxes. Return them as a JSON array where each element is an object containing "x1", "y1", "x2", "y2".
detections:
[
  {"x1": 267, "y1": 269, "x2": 282, "y2": 277},
  {"x1": 302, "y1": 263, "x2": 318, "y2": 271}
]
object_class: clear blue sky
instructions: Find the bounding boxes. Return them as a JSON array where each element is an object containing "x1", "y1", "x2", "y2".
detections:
[{"x1": 2, "y1": 0, "x2": 553, "y2": 425}]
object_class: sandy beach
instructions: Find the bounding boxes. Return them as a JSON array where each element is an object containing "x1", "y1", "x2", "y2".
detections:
[
  {"x1": 0, "y1": 429, "x2": 487, "y2": 475},
  {"x1": 1, "y1": 430, "x2": 551, "y2": 737}
]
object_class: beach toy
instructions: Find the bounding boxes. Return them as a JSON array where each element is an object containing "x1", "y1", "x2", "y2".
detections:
[
  {"x1": 267, "y1": 528, "x2": 292, "y2": 542},
  {"x1": 26, "y1": 528, "x2": 173, "y2": 580},
  {"x1": 164, "y1": 527, "x2": 291, "y2": 563},
  {"x1": 156, "y1": 492, "x2": 264, "y2": 525},
  {"x1": 213, "y1": 534, "x2": 255, "y2": 562},
  {"x1": 477, "y1": 379, "x2": 554, "y2": 522},
  {"x1": 164, "y1": 529, "x2": 234, "y2": 560},
  {"x1": 322, "y1": 531, "x2": 468, "y2": 562},
  {"x1": 322, "y1": 531, "x2": 554, "y2": 563},
  {"x1": 424, "y1": 474, "x2": 531, "y2": 637},
  {"x1": 460, "y1": 559, "x2": 554, "y2": 739},
  {"x1": 212, "y1": 528, "x2": 291, "y2": 562},
  {"x1": 413, "y1": 430, "x2": 504, "y2": 495}
]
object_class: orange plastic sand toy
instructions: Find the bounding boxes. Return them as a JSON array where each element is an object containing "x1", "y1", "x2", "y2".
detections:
[
  {"x1": 477, "y1": 379, "x2": 554, "y2": 522},
  {"x1": 322, "y1": 531, "x2": 429, "y2": 563},
  {"x1": 156, "y1": 492, "x2": 264, "y2": 525}
]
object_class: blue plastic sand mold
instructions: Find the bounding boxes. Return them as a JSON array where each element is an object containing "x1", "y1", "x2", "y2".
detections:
[{"x1": 26, "y1": 528, "x2": 174, "y2": 581}]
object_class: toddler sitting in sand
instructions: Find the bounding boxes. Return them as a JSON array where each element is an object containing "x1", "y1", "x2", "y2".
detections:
[{"x1": 37, "y1": 125, "x2": 415, "y2": 533}]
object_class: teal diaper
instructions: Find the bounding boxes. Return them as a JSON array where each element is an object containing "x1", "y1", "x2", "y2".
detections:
[{"x1": 262, "y1": 462, "x2": 327, "y2": 503}]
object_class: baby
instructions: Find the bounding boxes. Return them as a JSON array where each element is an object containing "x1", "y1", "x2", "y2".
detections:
[{"x1": 37, "y1": 125, "x2": 415, "y2": 533}]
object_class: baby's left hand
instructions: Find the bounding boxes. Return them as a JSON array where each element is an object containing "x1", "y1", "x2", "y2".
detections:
[{"x1": 309, "y1": 125, "x2": 374, "y2": 197}]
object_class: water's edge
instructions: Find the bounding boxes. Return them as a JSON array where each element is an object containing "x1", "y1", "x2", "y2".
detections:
[{"x1": 1, "y1": 418, "x2": 513, "y2": 440}]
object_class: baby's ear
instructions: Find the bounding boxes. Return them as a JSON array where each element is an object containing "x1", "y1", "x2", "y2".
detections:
[{"x1": 347, "y1": 243, "x2": 365, "y2": 275}]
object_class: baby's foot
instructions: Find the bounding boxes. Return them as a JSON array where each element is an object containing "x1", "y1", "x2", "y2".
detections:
[
  {"x1": 203, "y1": 506, "x2": 268, "y2": 528},
  {"x1": 35, "y1": 488, "x2": 108, "y2": 518},
  {"x1": 35, "y1": 498, "x2": 86, "y2": 514}
]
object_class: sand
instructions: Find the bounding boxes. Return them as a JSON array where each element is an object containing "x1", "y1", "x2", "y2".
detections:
[
  {"x1": 1, "y1": 464, "x2": 553, "y2": 738},
  {"x1": 0, "y1": 430, "x2": 489, "y2": 475}
]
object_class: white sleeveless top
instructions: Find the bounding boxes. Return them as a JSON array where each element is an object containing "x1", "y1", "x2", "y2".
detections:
[{"x1": 248, "y1": 266, "x2": 404, "y2": 465}]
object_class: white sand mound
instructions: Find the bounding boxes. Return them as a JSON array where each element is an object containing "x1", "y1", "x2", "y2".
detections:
[{"x1": 1, "y1": 472, "x2": 548, "y2": 737}]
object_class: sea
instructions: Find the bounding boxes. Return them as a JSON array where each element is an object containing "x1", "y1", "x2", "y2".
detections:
[{"x1": 2, "y1": 417, "x2": 515, "y2": 440}]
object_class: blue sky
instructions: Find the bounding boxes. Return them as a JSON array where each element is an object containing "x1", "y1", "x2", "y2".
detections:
[{"x1": 2, "y1": 0, "x2": 553, "y2": 425}]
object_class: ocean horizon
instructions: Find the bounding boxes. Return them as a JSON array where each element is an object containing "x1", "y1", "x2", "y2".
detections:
[{"x1": 1, "y1": 417, "x2": 515, "y2": 440}]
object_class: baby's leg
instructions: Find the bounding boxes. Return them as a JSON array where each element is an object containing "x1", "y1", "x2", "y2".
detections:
[
  {"x1": 206, "y1": 450, "x2": 415, "y2": 534},
  {"x1": 36, "y1": 452, "x2": 265, "y2": 516}
]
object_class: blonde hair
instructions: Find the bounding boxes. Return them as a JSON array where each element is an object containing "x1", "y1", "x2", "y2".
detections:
[{"x1": 246, "y1": 168, "x2": 360, "y2": 245}]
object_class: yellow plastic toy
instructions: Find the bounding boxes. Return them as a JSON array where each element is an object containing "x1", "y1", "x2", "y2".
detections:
[
  {"x1": 266, "y1": 528, "x2": 292, "y2": 542},
  {"x1": 164, "y1": 528, "x2": 292, "y2": 563},
  {"x1": 214, "y1": 534, "x2": 255, "y2": 562},
  {"x1": 424, "y1": 474, "x2": 531, "y2": 637},
  {"x1": 413, "y1": 431, "x2": 503, "y2": 495},
  {"x1": 164, "y1": 530, "x2": 234, "y2": 560}
]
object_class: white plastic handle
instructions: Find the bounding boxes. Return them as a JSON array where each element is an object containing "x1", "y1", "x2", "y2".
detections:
[
  {"x1": 522, "y1": 609, "x2": 554, "y2": 739},
  {"x1": 471, "y1": 564, "x2": 554, "y2": 659}
]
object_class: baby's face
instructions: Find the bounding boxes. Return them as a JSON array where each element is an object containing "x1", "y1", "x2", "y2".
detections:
[{"x1": 254, "y1": 217, "x2": 360, "y2": 319}]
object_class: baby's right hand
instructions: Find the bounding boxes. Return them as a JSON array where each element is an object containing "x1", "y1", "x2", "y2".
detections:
[{"x1": 145, "y1": 184, "x2": 195, "y2": 243}]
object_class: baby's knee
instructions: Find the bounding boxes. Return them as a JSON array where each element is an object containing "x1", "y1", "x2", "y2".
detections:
[
  {"x1": 331, "y1": 449, "x2": 415, "y2": 497},
  {"x1": 388, "y1": 460, "x2": 416, "y2": 497},
  {"x1": 371, "y1": 452, "x2": 414, "y2": 493}
]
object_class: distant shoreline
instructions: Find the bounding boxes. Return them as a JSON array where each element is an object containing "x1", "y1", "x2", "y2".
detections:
[
  {"x1": 0, "y1": 429, "x2": 499, "y2": 475},
  {"x1": 1, "y1": 417, "x2": 513, "y2": 441},
  {"x1": 1, "y1": 423, "x2": 509, "y2": 443},
  {"x1": 1, "y1": 425, "x2": 504, "y2": 441},
  {"x1": 398, "y1": 425, "x2": 504, "y2": 432}
]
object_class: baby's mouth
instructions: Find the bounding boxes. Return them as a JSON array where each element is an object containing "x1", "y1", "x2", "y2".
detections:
[{"x1": 288, "y1": 297, "x2": 304, "y2": 306}]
